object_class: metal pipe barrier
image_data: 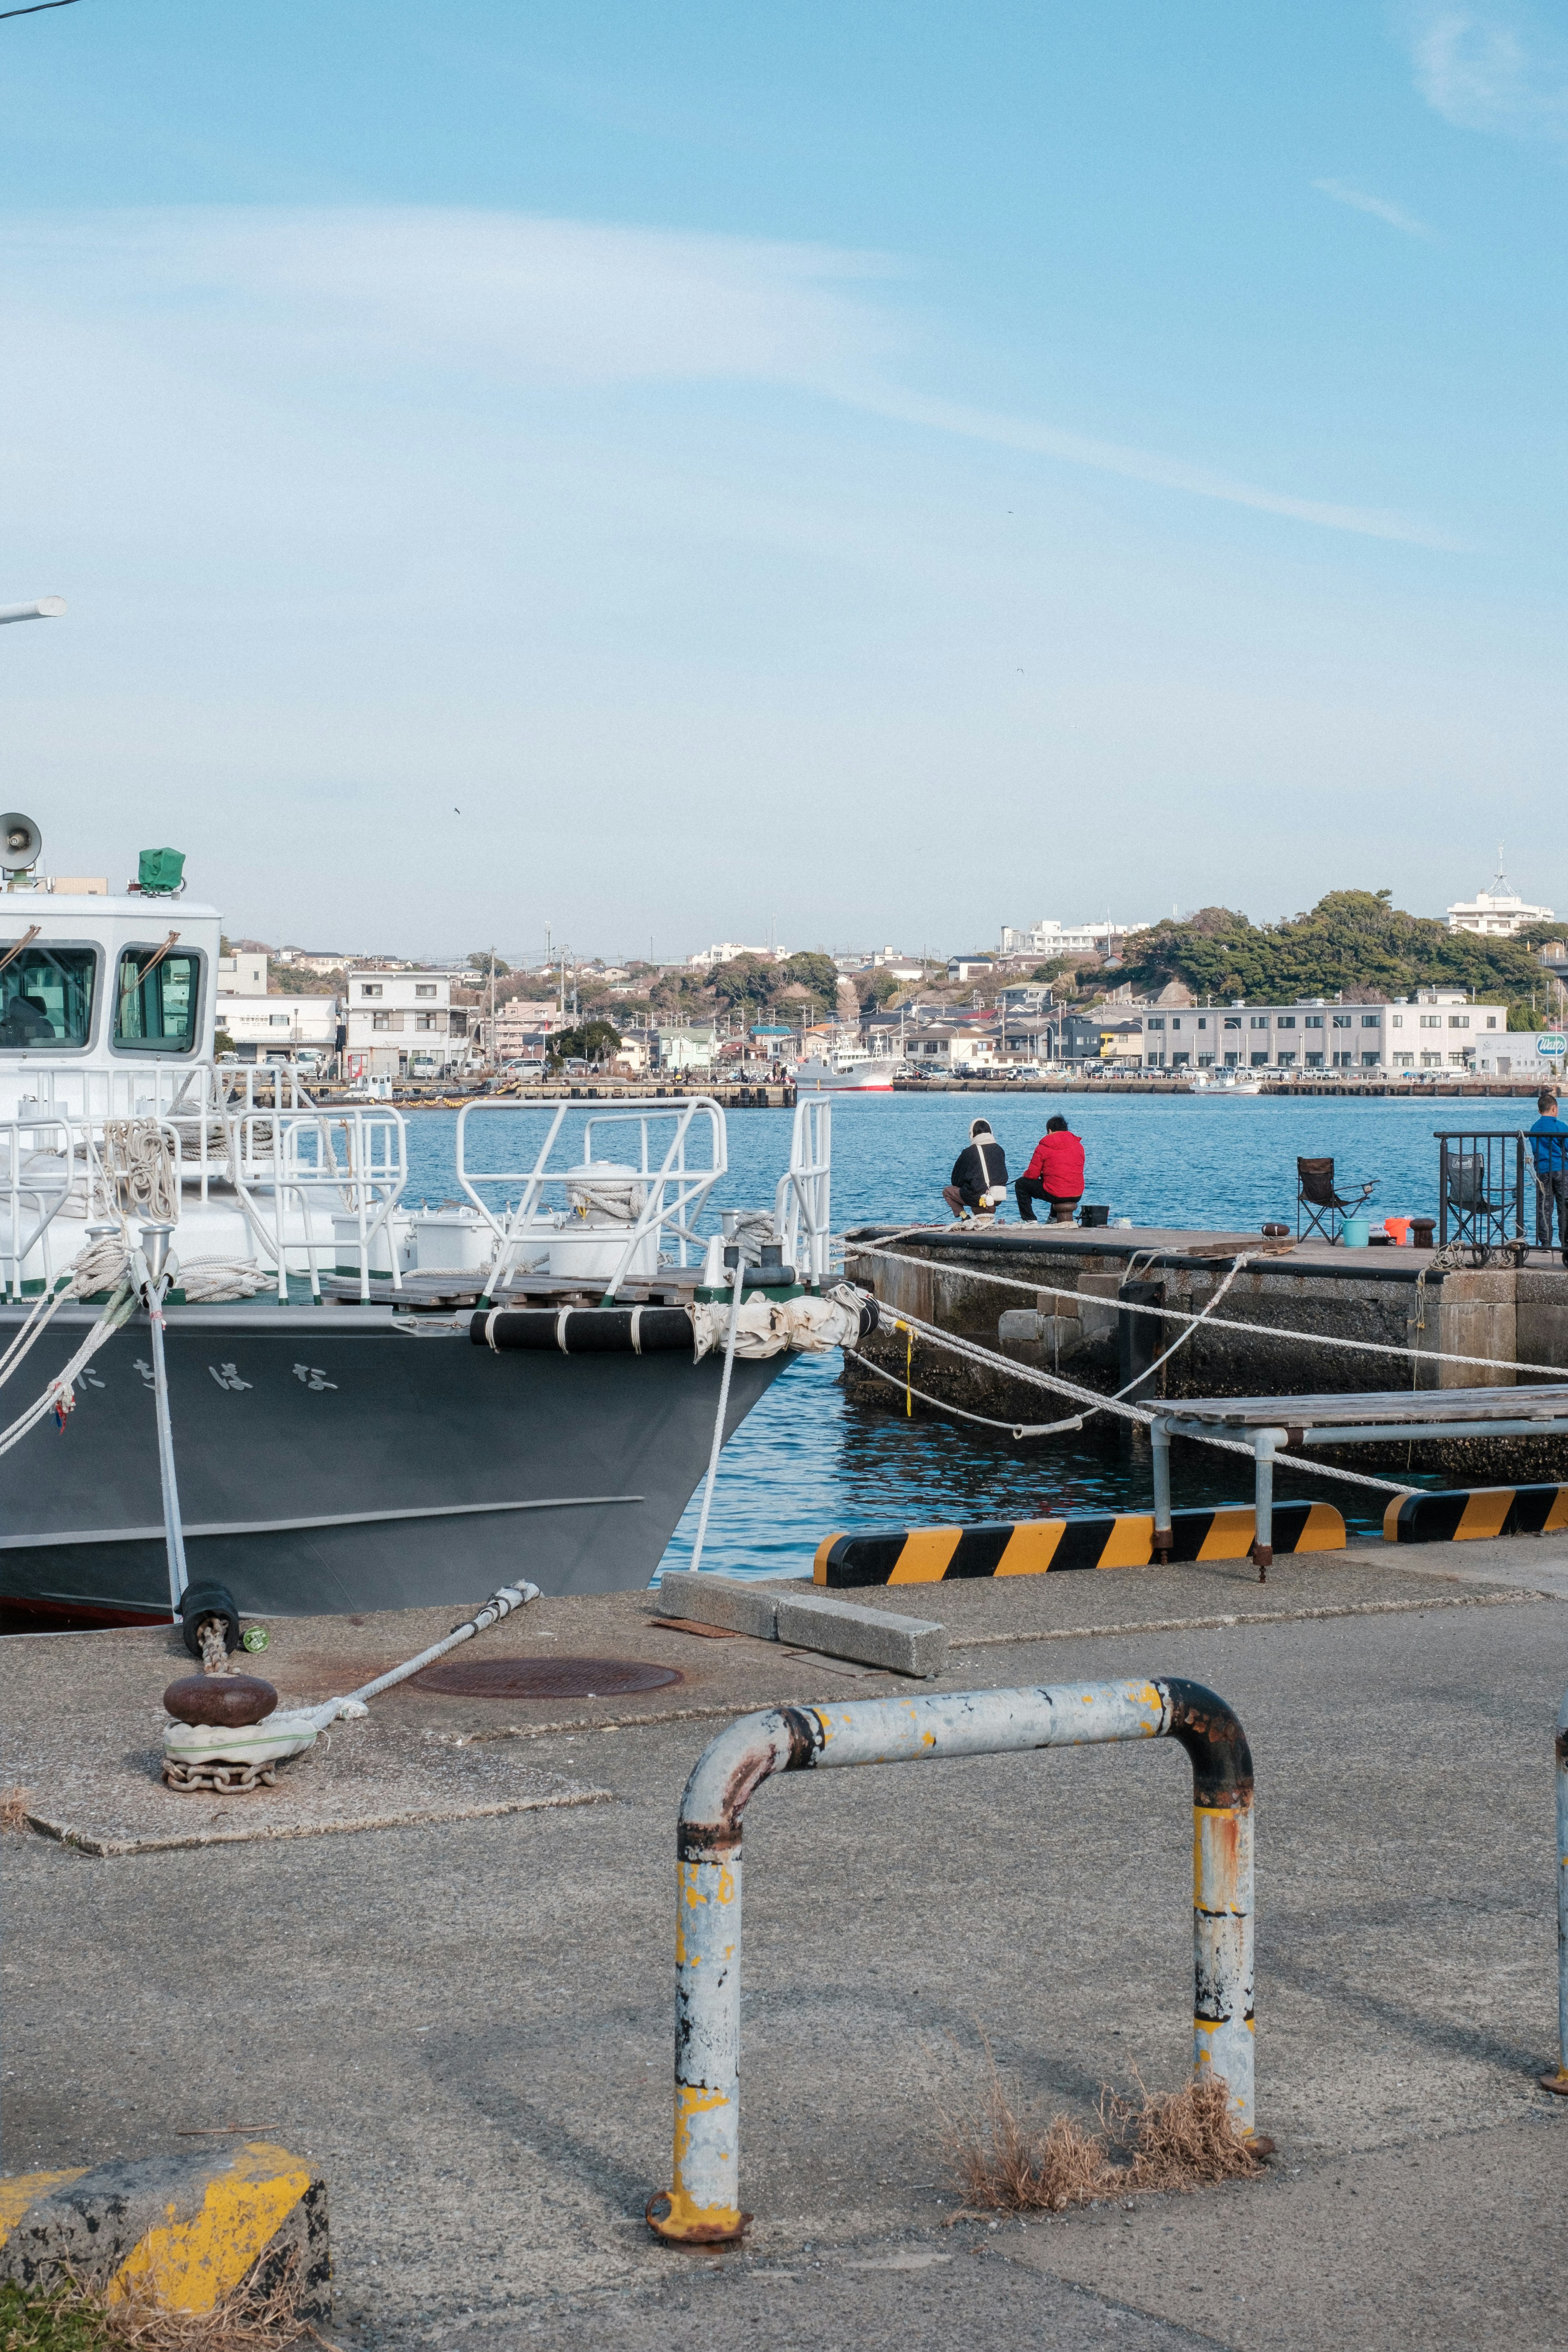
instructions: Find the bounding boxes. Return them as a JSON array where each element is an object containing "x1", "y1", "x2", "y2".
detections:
[
  {"x1": 1545, "y1": 1688, "x2": 1568, "y2": 2097},
  {"x1": 646, "y1": 1675, "x2": 1255, "y2": 2246}
]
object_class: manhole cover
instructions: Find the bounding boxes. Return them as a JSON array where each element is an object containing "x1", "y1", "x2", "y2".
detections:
[{"x1": 410, "y1": 1655, "x2": 684, "y2": 1700}]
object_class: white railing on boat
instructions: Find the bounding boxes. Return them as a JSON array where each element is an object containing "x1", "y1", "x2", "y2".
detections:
[
  {"x1": 455, "y1": 1096, "x2": 727, "y2": 1301},
  {"x1": 225, "y1": 1107, "x2": 408, "y2": 1303},
  {"x1": 775, "y1": 1098, "x2": 833, "y2": 1287},
  {"x1": 3, "y1": 1061, "x2": 314, "y2": 1204},
  {"x1": 0, "y1": 1115, "x2": 75, "y2": 1298}
]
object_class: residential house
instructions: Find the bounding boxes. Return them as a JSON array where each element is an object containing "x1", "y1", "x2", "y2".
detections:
[
  {"x1": 345, "y1": 968, "x2": 468, "y2": 1079},
  {"x1": 216, "y1": 952, "x2": 267, "y2": 996},
  {"x1": 653, "y1": 1023, "x2": 718, "y2": 1073}
]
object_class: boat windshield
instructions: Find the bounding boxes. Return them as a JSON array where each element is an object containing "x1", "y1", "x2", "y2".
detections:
[
  {"x1": 114, "y1": 945, "x2": 201, "y2": 1055},
  {"x1": 0, "y1": 946, "x2": 96, "y2": 1051}
]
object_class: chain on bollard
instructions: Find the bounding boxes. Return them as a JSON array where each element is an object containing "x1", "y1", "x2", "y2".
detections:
[
  {"x1": 1544, "y1": 1690, "x2": 1568, "y2": 2096},
  {"x1": 646, "y1": 1675, "x2": 1256, "y2": 2247}
]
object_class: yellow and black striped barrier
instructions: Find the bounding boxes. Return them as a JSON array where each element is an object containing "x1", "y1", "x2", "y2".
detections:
[
  {"x1": 1383, "y1": 1485, "x2": 1568, "y2": 1544},
  {"x1": 814, "y1": 1501, "x2": 1345, "y2": 1586},
  {"x1": 0, "y1": 2142, "x2": 329, "y2": 2316}
]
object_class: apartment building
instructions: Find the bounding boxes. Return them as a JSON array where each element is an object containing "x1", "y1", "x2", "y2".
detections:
[
  {"x1": 1129, "y1": 991, "x2": 1506, "y2": 1072},
  {"x1": 998, "y1": 917, "x2": 1142, "y2": 958},
  {"x1": 344, "y1": 968, "x2": 468, "y2": 1078}
]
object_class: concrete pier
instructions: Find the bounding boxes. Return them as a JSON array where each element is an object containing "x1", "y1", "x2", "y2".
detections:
[
  {"x1": 4, "y1": 1549, "x2": 1565, "y2": 2351},
  {"x1": 844, "y1": 1225, "x2": 1568, "y2": 1478}
]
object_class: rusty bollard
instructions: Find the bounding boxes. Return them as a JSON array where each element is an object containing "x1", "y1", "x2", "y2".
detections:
[{"x1": 647, "y1": 1677, "x2": 1256, "y2": 2245}]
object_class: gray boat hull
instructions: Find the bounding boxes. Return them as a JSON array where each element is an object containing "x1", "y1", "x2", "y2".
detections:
[{"x1": 0, "y1": 1304, "x2": 791, "y2": 1630}]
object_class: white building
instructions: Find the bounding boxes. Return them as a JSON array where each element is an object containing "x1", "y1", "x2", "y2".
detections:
[
  {"x1": 904, "y1": 1023, "x2": 999, "y2": 1072},
  {"x1": 1130, "y1": 990, "x2": 1506, "y2": 1074},
  {"x1": 1446, "y1": 858, "x2": 1552, "y2": 938},
  {"x1": 218, "y1": 994, "x2": 338, "y2": 1064},
  {"x1": 1472, "y1": 1028, "x2": 1566, "y2": 1078},
  {"x1": 216, "y1": 951, "x2": 267, "y2": 996},
  {"x1": 686, "y1": 942, "x2": 789, "y2": 970},
  {"x1": 999, "y1": 918, "x2": 1143, "y2": 959},
  {"x1": 344, "y1": 968, "x2": 468, "y2": 1078}
]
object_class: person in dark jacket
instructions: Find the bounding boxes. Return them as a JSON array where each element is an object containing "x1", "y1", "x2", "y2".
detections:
[
  {"x1": 942, "y1": 1117, "x2": 1009, "y2": 1219},
  {"x1": 1014, "y1": 1114, "x2": 1085, "y2": 1222}
]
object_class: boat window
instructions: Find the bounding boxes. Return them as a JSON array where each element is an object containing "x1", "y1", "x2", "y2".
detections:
[
  {"x1": 114, "y1": 945, "x2": 202, "y2": 1055},
  {"x1": 0, "y1": 945, "x2": 96, "y2": 1051}
]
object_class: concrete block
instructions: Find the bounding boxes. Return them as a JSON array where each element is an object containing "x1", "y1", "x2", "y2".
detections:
[
  {"x1": 0, "y1": 2142, "x2": 330, "y2": 2318},
  {"x1": 773, "y1": 1590, "x2": 947, "y2": 1677},
  {"x1": 652, "y1": 1571, "x2": 781, "y2": 1639}
]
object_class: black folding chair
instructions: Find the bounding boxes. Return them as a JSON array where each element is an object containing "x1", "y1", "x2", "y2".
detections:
[
  {"x1": 1446, "y1": 1152, "x2": 1511, "y2": 1253},
  {"x1": 1296, "y1": 1156, "x2": 1376, "y2": 1242}
]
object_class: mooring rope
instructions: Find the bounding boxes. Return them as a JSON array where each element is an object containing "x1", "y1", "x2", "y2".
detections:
[
  {"x1": 847, "y1": 1236, "x2": 1568, "y2": 1385},
  {"x1": 865, "y1": 1301, "x2": 1414, "y2": 1495}
]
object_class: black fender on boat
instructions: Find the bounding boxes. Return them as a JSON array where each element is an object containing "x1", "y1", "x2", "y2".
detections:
[{"x1": 470, "y1": 1306, "x2": 696, "y2": 1354}]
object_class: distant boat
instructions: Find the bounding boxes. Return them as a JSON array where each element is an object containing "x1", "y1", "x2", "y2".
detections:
[
  {"x1": 793, "y1": 1048, "x2": 899, "y2": 1093},
  {"x1": 1185, "y1": 1070, "x2": 1263, "y2": 1096}
]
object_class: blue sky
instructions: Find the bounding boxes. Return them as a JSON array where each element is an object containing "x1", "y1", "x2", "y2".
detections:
[{"x1": 0, "y1": 1, "x2": 1564, "y2": 957}]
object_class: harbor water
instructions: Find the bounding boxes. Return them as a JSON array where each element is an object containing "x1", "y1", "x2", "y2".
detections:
[{"x1": 410, "y1": 1092, "x2": 1519, "y2": 1577}]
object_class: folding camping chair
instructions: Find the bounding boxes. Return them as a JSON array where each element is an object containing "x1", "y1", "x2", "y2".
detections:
[
  {"x1": 1296, "y1": 1156, "x2": 1376, "y2": 1242},
  {"x1": 1444, "y1": 1151, "x2": 1512, "y2": 1253}
]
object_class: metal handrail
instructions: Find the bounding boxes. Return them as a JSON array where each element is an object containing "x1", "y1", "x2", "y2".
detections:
[
  {"x1": 0, "y1": 1113, "x2": 74, "y2": 1298},
  {"x1": 772, "y1": 1096, "x2": 833, "y2": 1285},
  {"x1": 455, "y1": 1096, "x2": 727, "y2": 1301},
  {"x1": 224, "y1": 1106, "x2": 406, "y2": 1303}
]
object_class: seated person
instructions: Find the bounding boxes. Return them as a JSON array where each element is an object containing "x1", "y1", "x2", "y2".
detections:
[
  {"x1": 1015, "y1": 1114, "x2": 1085, "y2": 1222},
  {"x1": 942, "y1": 1117, "x2": 1008, "y2": 1220},
  {"x1": 0, "y1": 992, "x2": 56, "y2": 1048}
]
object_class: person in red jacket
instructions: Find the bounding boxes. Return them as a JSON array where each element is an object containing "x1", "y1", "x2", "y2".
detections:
[{"x1": 1015, "y1": 1114, "x2": 1085, "y2": 1222}]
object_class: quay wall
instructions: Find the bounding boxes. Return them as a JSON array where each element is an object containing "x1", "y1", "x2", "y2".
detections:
[{"x1": 843, "y1": 1225, "x2": 1568, "y2": 1480}]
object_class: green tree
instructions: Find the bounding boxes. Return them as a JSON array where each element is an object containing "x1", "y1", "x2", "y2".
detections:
[
  {"x1": 779, "y1": 951, "x2": 840, "y2": 1016},
  {"x1": 855, "y1": 967, "x2": 902, "y2": 1010},
  {"x1": 547, "y1": 1019, "x2": 624, "y2": 1068},
  {"x1": 468, "y1": 951, "x2": 512, "y2": 979},
  {"x1": 1119, "y1": 890, "x2": 1552, "y2": 1030}
]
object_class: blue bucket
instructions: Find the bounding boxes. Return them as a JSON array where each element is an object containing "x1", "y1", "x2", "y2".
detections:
[{"x1": 1342, "y1": 1214, "x2": 1370, "y2": 1249}]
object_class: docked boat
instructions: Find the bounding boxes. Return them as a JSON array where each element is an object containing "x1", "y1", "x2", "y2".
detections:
[
  {"x1": 0, "y1": 831, "x2": 865, "y2": 1631},
  {"x1": 1185, "y1": 1070, "x2": 1263, "y2": 1096},
  {"x1": 793, "y1": 1045, "x2": 900, "y2": 1093}
]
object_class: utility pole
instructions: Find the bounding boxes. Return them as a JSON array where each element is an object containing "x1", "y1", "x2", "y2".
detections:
[{"x1": 488, "y1": 943, "x2": 496, "y2": 1068}]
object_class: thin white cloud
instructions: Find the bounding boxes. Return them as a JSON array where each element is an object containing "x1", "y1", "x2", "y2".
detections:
[
  {"x1": 1410, "y1": 7, "x2": 1568, "y2": 141},
  {"x1": 0, "y1": 207, "x2": 1452, "y2": 546},
  {"x1": 1313, "y1": 178, "x2": 1435, "y2": 239},
  {"x1": 835, "y1": 387, "x2": 1458, "y2": 547}
]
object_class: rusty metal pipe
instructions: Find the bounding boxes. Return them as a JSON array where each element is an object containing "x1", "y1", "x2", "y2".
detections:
[
  {"x1": 647, "y1": 1675, "x2": 1255, "y2": 2246},
  {"x1": 1545, "y1": 1689, "x2": 1568, "y2": 2096}
]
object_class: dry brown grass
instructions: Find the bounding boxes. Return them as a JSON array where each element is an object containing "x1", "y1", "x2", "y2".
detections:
[
  {"x1": 0, "y1": 1788, "x2": 33, "y2": 1832},
  {"x1": 944, "y1": 2057, "x2": 1265, "y2": 2216},
  {"x1": 0, "y1": 2248, "x2": 340, "y2": 2352}
]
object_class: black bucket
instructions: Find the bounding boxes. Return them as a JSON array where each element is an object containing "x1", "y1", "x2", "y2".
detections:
[{"x1": 1079, "y1": 1204, "x2": 1111, "y2": 1227}]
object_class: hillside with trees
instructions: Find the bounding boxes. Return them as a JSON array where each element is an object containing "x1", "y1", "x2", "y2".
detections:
[{"x1": 1116, "y1": 891, "x2": 1561, "y2": 1030}]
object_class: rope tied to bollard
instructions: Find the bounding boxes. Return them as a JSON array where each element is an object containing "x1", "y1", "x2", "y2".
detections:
[{"x1": 646, "y1": 1676, "x2": 1257, "y2": 2247}]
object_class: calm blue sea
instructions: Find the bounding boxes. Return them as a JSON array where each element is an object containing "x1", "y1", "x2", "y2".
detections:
[{"x1": 404, "y1": 1094, "x2": 1528, "y2": 1576}]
